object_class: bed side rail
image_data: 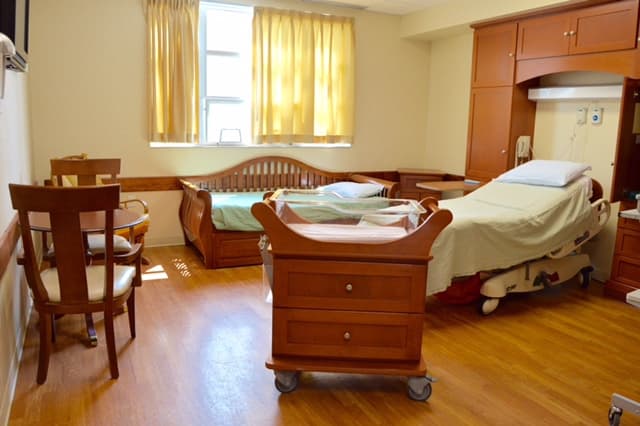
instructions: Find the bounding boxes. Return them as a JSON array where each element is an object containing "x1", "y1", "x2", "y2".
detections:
[{"x1": 547, "y1": 198, "x2": 611, "y2": 259}]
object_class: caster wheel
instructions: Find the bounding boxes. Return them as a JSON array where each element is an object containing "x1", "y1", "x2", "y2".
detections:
[
  {"x1": 407, "y1": 377, "x2": 432, "y2": 402},
  {"x1": 478, "y1": 297, "x2": 499, "y2": 315},
  {"x1": 608, "y1": 406, "x2": 622, "y2": 426},
  {"x1": 579, "y1": 266, "x2": 593, "y2": 288},
  {"x1": 274, "y1": 371, "x2": 299, "y2": 393}
]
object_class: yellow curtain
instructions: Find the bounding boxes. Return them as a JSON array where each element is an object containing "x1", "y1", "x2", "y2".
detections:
[
  {"x1": 252, "y1": 8, "x2": 355, "y2": 144},
  {"x1": 145, "y1": 0, "x2": 199, "y2": 143}
]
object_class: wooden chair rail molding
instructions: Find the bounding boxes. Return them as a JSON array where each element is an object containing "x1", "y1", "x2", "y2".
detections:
[{"x1": 0, "y1": 214, "x2": 20, "y2": 281}]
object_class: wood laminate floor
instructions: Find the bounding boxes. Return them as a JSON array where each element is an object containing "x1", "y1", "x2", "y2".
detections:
[{"x1": 8, "y1": 245, "x2": 640, "y2": 425}]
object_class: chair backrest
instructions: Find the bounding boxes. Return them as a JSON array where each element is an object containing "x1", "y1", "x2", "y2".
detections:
[
  {"x1": 9, "y1": 184, "x2": 121, "y2": 304},
  {"x1": 50, "y1": 158, "x2": 121, "y2": 187}
]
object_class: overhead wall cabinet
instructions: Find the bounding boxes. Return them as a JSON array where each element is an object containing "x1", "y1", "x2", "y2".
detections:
[
  {"x1": 467, "y1": 0, "x2": 640, "y2": 299},
  {"x1": 517, "y1": 0, "x2": 639, "y2": 60}
]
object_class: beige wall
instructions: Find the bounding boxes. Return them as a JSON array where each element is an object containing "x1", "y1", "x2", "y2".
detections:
[
  {"x1": 0, "y1": 71, "x2": 33, "y2": 425},
  {"x1": 28, "y1": 0, "x2": 432, "y2": 246},
  {"x1": 28, "y1": 0, "x2": 431, "y2": 180},
  {"x1": 423, "y1": 31, "x2": 473, "y2": 174}
]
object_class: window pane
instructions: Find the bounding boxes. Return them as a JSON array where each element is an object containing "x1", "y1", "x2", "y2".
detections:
[
  {"x1": 205, "y1": 9, "x2": 252, "y2": 52},
  {"x1": 205, "y1": 55, "x2": 250, "y2": 98},
  {"x1": 205, "y1": 102, "x2": 251, "y2": 144}
]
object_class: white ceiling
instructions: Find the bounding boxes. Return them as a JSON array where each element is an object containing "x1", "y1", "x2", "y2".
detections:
[{"x1": 303, "y1": 0, "x2": 450, "y2": 15}]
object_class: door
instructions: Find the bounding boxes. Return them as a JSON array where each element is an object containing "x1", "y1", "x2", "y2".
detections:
[
  {"x1": 466, "y1": 87, "x2": 514, "y2": 181},
  {"x1": 471, "y1": 22, "x2": 518, "y2": 87},
  {"x1": 517, "y1": 12, "x2": 572, "y2": 60},
  {"x1": 570, "y1": 0, "x2": 639, "y2": 55}
]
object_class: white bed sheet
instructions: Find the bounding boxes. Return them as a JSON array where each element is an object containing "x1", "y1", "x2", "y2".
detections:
[{"x1": 426, "y1": 176, "x2": 595, "y2": 295}]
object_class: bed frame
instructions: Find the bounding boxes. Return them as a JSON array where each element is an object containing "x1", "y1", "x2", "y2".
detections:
[{"x1": 179, "y1": 156, "x2": 399, "y2": 269}]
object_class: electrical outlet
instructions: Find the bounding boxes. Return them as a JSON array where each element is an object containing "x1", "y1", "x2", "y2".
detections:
[{"x1": 576, "y1": 107, "x2": 587, "y2": 125}]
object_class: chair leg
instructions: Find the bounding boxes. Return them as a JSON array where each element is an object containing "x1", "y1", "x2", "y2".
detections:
[
  {"x1": 37, "y1": 313, "x2": 52, "y2": 384},
  {"x1": 126, "y1": 290, "x2": 136, "y2": 339},
  {"x1": 51, "y1": 314, "x2": 56, "y2": 343},
  {"x1": 103, "y1": 310, "x2": 119, "y2": 379}
]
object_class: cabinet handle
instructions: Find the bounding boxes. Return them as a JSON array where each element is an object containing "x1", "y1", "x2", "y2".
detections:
[
  {"x1": 569, "y1": 30, "x2": 576, "y2": 36},
  {"x1": 343, "y1": 332, "x2": 351, "y2": 341},
  {"x1": 563, "y1": 31, "x2": 569, "y2": 36},
  {"x1": 501, "y1": 149, "x2": 507, "y2": 154},
  {"x1": 345, "y1": 283, "x2": 353, "y2": 292},
  {"x1": 508, "y1": 52, "x2": 513, "y2": 57}
]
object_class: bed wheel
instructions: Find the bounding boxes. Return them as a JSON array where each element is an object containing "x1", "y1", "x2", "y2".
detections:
[
  {"x1": 407, "y1": 377, "x2": 432, "y2": 402},
  {"x1": 274, "y1": 371, "x2": 299, "y2": 393},
  {"x1": 579, "y1": 266, "x2": 594, "y2": 288},
  {"x1": 478, "y1": 297, "x2": 500, "y2": 315},
  {"x1": 608, "y1": 406, "x2": 622, "y2": 426}
]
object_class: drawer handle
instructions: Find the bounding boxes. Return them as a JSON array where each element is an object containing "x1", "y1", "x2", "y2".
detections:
[
  {"x1": 343, "y1": 332, "x2": 351, "y2": 341},
  {"x1": 345, "y1": 283, "x2": 353, "y2": 292}
]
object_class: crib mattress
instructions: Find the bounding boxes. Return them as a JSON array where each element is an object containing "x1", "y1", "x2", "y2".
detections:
[{"x1": 426, "y1": 176, "x2": 594, "y2": 295}]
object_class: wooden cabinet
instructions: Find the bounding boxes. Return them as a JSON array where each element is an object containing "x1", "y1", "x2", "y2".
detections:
[
  {"x1": 471, "y1": 22, "x2": 518, "y2": 87},
  {"x1": 397, "y1": 169, "x2": 446, "y2": 200},
  {"x1": 466, "y1": 22, "x2": 536, "y2": 181},
  {"x1": 466, "y1": 87, "x2": 513, "y2": 180},
  {"x1": 271, "y1": 259, "x2": 426, "y2": 361},
  {"x1": 606, "y1": 212, "x2": 640, "y2": 298},
  {"x1": 517, "y1": 0, "x2": 639, "y2": 60}
]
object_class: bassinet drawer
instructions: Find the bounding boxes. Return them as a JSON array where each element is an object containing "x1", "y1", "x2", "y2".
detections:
[
  {"x1": 272, "y1": 259, "x2": 426, "y2": 313},
  {"x1": 272, "y1": 308, "x2": 424, "y2": 361}
]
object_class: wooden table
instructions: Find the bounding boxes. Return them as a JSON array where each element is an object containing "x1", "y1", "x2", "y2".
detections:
[
  {"x1": 416, "y1": 180, "x2": 481, "y2": 196},
  {"x1": 28, "y1": 209, "x2": 144, "y2": 346},
  {"x1": 29, "y1": 209, "x2": 144, "y2": 234}
]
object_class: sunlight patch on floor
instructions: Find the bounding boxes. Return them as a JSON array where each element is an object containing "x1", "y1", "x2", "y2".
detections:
[
  {"x1": 142, "y1": 264, "x2": 169, "y2": 281},
  {"x1": 172, "y1": 257, "x2": 192, "y2": 278}
]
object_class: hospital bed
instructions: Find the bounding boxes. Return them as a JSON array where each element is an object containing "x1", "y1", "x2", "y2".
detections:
[{"x1": 428, "y1": 171, "x2": 610, "y2": 314}]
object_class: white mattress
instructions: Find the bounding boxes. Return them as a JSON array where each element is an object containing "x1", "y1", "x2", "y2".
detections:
[{"x1": 426, "y1": 176, "x2": 595, "y2": 295}]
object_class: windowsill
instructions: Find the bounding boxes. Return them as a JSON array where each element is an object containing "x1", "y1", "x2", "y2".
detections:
[{"x1": 149, "y1": 142, "x2": 352, "y2": 148}]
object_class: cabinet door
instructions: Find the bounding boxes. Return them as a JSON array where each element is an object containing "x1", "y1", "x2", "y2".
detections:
[
  {"x1": 571, "y1": 0, "x2": 639, "y2": 55},
  {"x1": 471, "y1": 22, "x2": 517, "y2": 87},
  {"x1": 517, "y1": 12, "x2": 572, "y2": 60},
  {"x1": 466, "y1": 87, "x2": 513, "y2": 181}
]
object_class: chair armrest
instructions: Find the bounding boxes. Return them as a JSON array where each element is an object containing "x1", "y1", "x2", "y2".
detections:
[
  {"x1": 120, "y1": 198, "x2": 149, "y2": 215},
  {"x1": 114, "y1": 243, "x2": 143, "y2": 264}
]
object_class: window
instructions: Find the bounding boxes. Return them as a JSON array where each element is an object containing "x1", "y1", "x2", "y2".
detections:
[
  {"x1": 199, "y1": 2, "x2": 252, "y2": 145},
  {"x1": 197, "y1": 2, "x2": 354, "y2": 146}
]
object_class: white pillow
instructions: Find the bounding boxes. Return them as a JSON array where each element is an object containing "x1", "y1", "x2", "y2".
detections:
[
  {"x1": 317, "y1": 181, "x2": 383, "y2": 198},
  {"x1": 495, "y1": 160, "x2": 591, "y2": 187}
]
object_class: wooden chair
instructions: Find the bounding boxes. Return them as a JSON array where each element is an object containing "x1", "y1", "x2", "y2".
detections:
[
  {"x1": 9, "y1": 184, "x2": 142, "y2": 384},
  {"x1": 48, "y1": 157, "x2": 151, "y2": 258}
]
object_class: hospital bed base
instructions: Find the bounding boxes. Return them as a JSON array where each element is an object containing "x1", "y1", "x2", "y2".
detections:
[{"x1": 478, "y1": 253, "x2": 592, "y2": 315}]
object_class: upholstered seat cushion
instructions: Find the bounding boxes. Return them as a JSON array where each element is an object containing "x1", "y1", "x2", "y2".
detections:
[
  {"x1": 41, "y1": 265, "x2": 136, "y2": 302},
  {"x1": 87, "y1": 234, "x2": 133, "y2": 254}
]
